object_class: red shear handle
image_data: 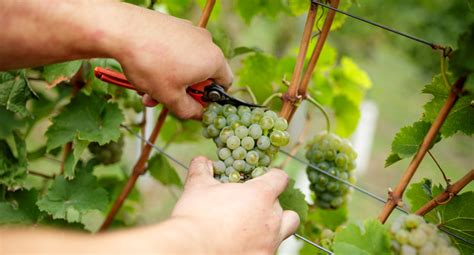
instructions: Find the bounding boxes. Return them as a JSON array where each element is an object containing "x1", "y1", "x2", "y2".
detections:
[{"x1": 94, "y1": 67, "x2": 213, "y2": 107}]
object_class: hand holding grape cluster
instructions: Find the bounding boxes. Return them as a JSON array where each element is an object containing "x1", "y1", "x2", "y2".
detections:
[{"x1": 201, "y1": 103, "x2": 290, "y2": 183}]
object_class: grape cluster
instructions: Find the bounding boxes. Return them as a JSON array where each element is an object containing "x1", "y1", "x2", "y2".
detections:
[
  {"x1": 202, "y1": 103, "x2": 290, "y2": 183},
  {"x1": 319, "y1": 228, "x2": 335, "y2": 251},
  {"x1": 305, "y1": 132, "x2": 357, "y2": 209},
  {"x1": 88, "y1": 136, "x2": 124, "y2": 165},
  {"x1": 390, "y1": 214, "x2": 459, "y2": 255}
]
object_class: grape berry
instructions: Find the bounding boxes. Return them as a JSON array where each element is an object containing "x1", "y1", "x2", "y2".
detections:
[
  {"x1": 305, "y1": 132, "x2": 357, "y2": 209},
  {"x1": 88, "y1": 136, "x2": 124, "y2": 165},
  {"x1": 202, "y1": 103, "x2": 290, "y2": 183},
  {"x1": 389, "y1": 214, "x2": 459, "y2": 255}
]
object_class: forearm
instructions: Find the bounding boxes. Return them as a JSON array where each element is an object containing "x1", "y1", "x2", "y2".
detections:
[
  {"x1": 0, "y1": 218, "x2": 204, "y2": 255},
  {"x1": 0, "y1": 0, "x2": 147, "y2": 70}
]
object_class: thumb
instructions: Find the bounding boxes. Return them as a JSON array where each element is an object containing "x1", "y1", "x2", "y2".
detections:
[
  {"x1": 184, "y1": 156, "x2": 218, "y2": 189},
  {"x1": 167, "y1": 90, "x2": 203, "y2": 120},
  {"x1": 279, "y1": 210, "x2": 300, "y2": 242}
]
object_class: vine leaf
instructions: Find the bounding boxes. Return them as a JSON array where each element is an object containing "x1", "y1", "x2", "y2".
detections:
[
  {"x1": 238, "y1": 52, "x2": 278, "y2": 104},
  {"x1": 0, "y1": 106, "x2": 24, "y2": 139},
  {"x1": 449, "y1": 24, "x2": 474, "y2": 82},
  {"x1": 384, "y1": 121, "x2": 439, "y2": 167},
  {"x1": 422, "y1": 74, "x2": 474, "y2": 137},
  {"x1": 309, "y1": 206, "x2": 348, "y2": 231},
  {"x1": 148, "y1": 153, "x2": 183, "y2": 188},
  {"x1": 63, "y1": 139, "x2": 89, "y2": 179},
  {"x1": 36, "y1": 169, "x2": 109, "y2": 229},
  {"x1": 0, "y1": 70, "x2": 33, "y2": 117},
  {"x1": 333, "y1": 95, "x2": 360, "y2": 138},
  {"x1": 46, "y1": 92, "x2": 124, "y2": 151},
  {"x1": 43, "y1": 60, "x2": 82, "y2": 87},
  {"x1": 278, "y1": 178, "x2": 308, "y2": 224},
  {"x1": 84, "y1": 58, "x2": 122, "y2": 95},
  {"x1": 235, "y1": 0, "x2": 286, "y2": 24},
  {"x1": 0, "y1": 189, "x2": 40, "y2": 224},
  {"x1": 0, "y1": 133, "x2": 28, "y2": 190},
  {"x1": 406, "y1": 180, "x2": 474, "y2": 254},
  {"x1": 333, "y1": 219, "x2": 392, "y2": 255}
]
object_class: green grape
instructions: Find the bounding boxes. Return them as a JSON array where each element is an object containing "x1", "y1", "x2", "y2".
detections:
[
  {"x1": 257, "y1": 136, "x2": 271, "y2": 150},
  {"x1": 240, "y1": 112, "x2": 252, "y2": 126},
  {"x1": 220, "y1": 175, "x2": 229, "y2": 183},
  {"x1": 248, "y1": 124, "x2": 263, "y2": 139},
  {"x1": 238, "y1": 105, "x2": 251, "y2": 116},
  {"x1": 201, "y1": 128, "x2": 210, "y2": 139},
  {"x1": 263, "y1": 110, "x2": 278, "y2": 121},
  {"x1": 226, "y1": 113, "x2": 240, "y2": 126},
  {"x1": 213, "y1": 161, "x2": 226, "y2": 175},
  {"x1": 232, "y1": 146, "x2": 246, "y2": 160},
  {"x1": 226, "y1": 135, "x2": 240, "y2": 150},
  {"x1": 307, "y1": 171, "x2": 319, "y2": 183},
  {"x1": 266, "y1": 145, "x2": 279, "y2": 155},
  {"x1": 202, "y1": 111, "x2": 217, "y2": 125},
  {"x1": 330, "y1": 197, "x2": 344, "y2": 207},
  {"x1": 213, "y1": 137, "x2": 225, "y2": 148},
  {"x1": 234, "y1": 126, "x2": 249, "y2": 139},
  {"x1": 245, "y1": 150, "x2": 259, "y2": 165},
  {"x1": 207, "y1": 124, "x2": 220, "y2": 138},
  {"x1": 405, "y1": 214, "x2": 423, "y2": 229},
  {"x1": 225, "y1": 166, "x2": 235, "y2": 176},
  {"x1": 229, "y1": 171, "x2": 241, "y2": 183},
  {"x1": 230, "y1": 121, "x2": 243, "y2": 130},
  {"x1": 327, "y1": 181, "x2": 339, "y2": 192},
  {"x1": 409, "y1": 229, "x2": 428, "y2": 248},
  {"x1": 88, "y1": 137, "x2": 124, "y2": 165},
  {"x1": 317, "y1": 175, "x2": 329, "y2": 186},
  {"x1": 270, "y1": 130, "x2": 286, "y2": 146},
  {"x1": 317, "y1": 161, "x2": 330, "y2": 171},
  {"x1": 224, "y1": 157, "x2": 234, "y2": 167},
  {"x1": 219, "y1": 127, "x2": 234, "y2": 143},
  {"x1": 206, "y1": 103, "x2": 222, "y2": 113},
  {"x1": 241, "y1": 136, "x2": 255, "y2": 150},
  {"x1": 222, "y1": 104, "x2": 237, "y2": 117},
  {"x1": 218, "y1": 148, "x2": 231, "y2": 160},
  {"x1": 214, "y1": 116, "x2": 227, "y2": 129},
  {"x1": 335, "y1": 153, "x2": 348, "y2": 167},
  {"x1": 251, "y1": 167, "x2": 266, "y2": 178},
  {"x1": 243, "y1": 163, "x2": 253, "y2": 173},
  {"x1": 324, "y1": 149, "x2": 337, "y2": 161},
  {"x1": 274, "y1": 117, "x2": 288, "y2": 130},
  {"x1": 250, "y1": 111, "x2": 264, "y2": 124},
  {"x1": 258, "y1": 154, "x2": 271, "y2": 166},
  {"x1": 259, "y1": 116, "x2": 274, "y2": 130},
  {"x1": 232, "y1": 159, "x2": 246, "y2": 171}
]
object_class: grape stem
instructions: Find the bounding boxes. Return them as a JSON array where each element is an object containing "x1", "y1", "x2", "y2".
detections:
[
  {"x1": 28, "y1": 170, "x2": 55, "y2": 179},
  {"x1": 230, "y1": 86, "x2": 258, "y2": 105},
  {"x1": 416, "y1": 169, "x2": 473, "y2": 216},
  {"x1": 378, "y1": 76, "x2": 467, "y2": 224},
  {"x1": 262, "y1": 93, "x2": 283, "y2": 107},
  {"x1": 440, "y1": 47, "x2": 452, "y2": 88},
  {"x1": 427, "y1": 150, "x2": 450, "y2": 186},
  {"x1": 306, "y1": 95, "x2": 330, "y2": 133}
]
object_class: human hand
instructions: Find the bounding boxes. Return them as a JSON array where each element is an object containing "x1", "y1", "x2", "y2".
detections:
[
  {"x1": 170, "y1": 156, "x2": 300, "y2": 254},
  {"x1": 107, "y1": 3, "x2": 233, "y2": 119}
]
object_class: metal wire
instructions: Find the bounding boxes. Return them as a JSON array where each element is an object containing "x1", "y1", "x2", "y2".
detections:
[
  {"x1": 310, "y1": 0, "x2": 445, "y2": 50},
  {"x1": 294, "y1": 233, "x2": 334, "y2": 254},
  {"x1": 121, "y1": 125, "x2": 474, "y2": 248}
]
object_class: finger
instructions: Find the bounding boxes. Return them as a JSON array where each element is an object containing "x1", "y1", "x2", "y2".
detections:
[
  {"x1": 142, "y1": 94, "x2": 159, "y2": 107},
  {"x1": 279, "y1": 210, "x2": 300, "y2": 242},
  {"x1": 247, "y1": 169, "x2": 289, "y2": 199},
  {"x1": 166, "y1": 89, "x2": 203, "y2": 120},
  {"x1": 184, "y1": 156, "x2": 218, "y2": 189},
  {"x1": 212, "y1": 60, "x2": 233, "y2": 90}
]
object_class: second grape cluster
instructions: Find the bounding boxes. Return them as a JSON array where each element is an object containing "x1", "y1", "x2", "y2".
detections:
[{"x1": 202, "y1": 103, "x2": 290, "y2": 183}]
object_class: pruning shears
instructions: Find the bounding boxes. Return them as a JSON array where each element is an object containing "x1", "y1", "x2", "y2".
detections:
[{"x1": 94, "y1": 67, "x2": 262, "y2": 108}]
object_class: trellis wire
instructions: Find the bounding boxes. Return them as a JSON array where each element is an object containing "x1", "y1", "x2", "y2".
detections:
[
  {"x1": 311, "y1": 0, "x2": 445, "y2": 50},
  {"x1": 121, "y1": 125, "x2": 474, "y2": 249},
  {"x1": 294, "y1": 233, "x2": 334, "y2": 254}
]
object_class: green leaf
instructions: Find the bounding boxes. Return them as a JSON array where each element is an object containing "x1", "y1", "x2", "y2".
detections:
[
  {"x1": 43, "y1": 60, "x2": 83, "y2": 85},
  {"x1": 63, "y1": 139, "x2": 89, "y2": 179},
  {"x1": 333, "y1": 219, "x2": 392, "y2": 255},
  {"x1": 160, "y1": 114, "x2": 202, "y2": 143},
  {"x1": 0, "y1": 189, "x2": 40, "y2": 224},
  {"x1": 148, "y1": 153, "x2": 182, "y2": 187},
  {"x1": 46, "y1": 92, "x2": 124, "y2": 151},
  {"x1": 287, "y1": 0, "x2": 310, "y2": 16},
  {"x1": 84, "y1": 58, "x2": 122, "y2": 95},
  {"x1": 405, "y1": 179, "x2": 443, "y2": 223},
  {"x1": 0, "y1": 106, "x2": 24, "y2": 139},
  {"x1": 278, "y1": 178, "x2": 308, "y2": 224},
  {"x1": 231, "y1": 46, "x2": 263, "y2": 58},
  {"x1": 235, "y1": 0, "x2": 287, "y2": 24},
  {"x1": 422, "y1": 74, "x2": 474, "y2": 137},
  {"x1": 0, "y1": 70, "x2": 33, "y2": 117},
  {"x1": 315, "y1": 1, "x2": 352, "y2": 31},
  {"x1": 309, "y1": 206, "x2": 348, "y2": 231},
  {"x1": 238, "y1": 53, "x2": 278, "y2": 104},
  {"x1": 450, "y1": 24, "x2": 474, "y2": 78},
  {"x1": 333, "y1": 95, "x2": 360, "y2": 138},
  {"x1": 385, "y1": 121, "x2": 439, "y2": 167},
  {"x1": 0, "y1": 133, "x2": 28, "y2": 190},
  {"x1": 36, "y1": 170, "x2": 109, "y2": 228}
]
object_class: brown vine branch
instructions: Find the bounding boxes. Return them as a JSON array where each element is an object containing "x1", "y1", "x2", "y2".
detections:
[
  {"x1": 416, "y1": 169, "x2": 473, "y2": 216},
  {"x1": 378, "y1": 76, "x2": 467, "y2": 223},
  {"x1": 280, "y1": 2, "x2": 318, "y2": 121},
  {"x1": 140, "y1": 109, "x2": 147, "y2": 152},
  {"x1": 28, "y1": 170, "x2": 55, "y2": 179},
  {"x1": 100, "y1": 108, "x2": 169, "y2": 231},
  {"x1": 100, "y1": 1, "x2": 215, "y2": 231},
  {"x1": 299, "y1": 0, "x2": 340, "y2": 98}
]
